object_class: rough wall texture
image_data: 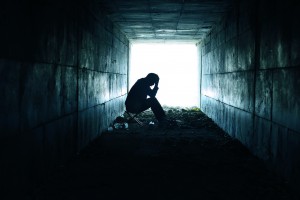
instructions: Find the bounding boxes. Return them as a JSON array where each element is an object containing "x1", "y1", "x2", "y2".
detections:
[
  {"x1": 0, "y1": 0, "x2": 128, "y2": 194},
  {"x1": 199, "y1": 0, "x2": 300, "y2": 190}
]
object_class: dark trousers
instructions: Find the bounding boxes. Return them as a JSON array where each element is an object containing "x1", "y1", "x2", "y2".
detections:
[{"x1": 126, "y1": 97, "x2": 166, "y2": 122}]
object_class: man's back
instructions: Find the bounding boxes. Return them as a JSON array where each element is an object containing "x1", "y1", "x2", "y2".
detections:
[{"x1": 126, "y1": 78, "x2": 150, "y2": 105}]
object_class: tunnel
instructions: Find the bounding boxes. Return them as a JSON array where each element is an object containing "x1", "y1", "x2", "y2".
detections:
[{"x1": 1, "y1": 0, "x2": 300, "y2": 199}]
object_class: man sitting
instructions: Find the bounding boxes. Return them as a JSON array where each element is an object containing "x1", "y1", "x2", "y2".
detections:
[{"x1": 125, "y1": 73, "x2": 167, "y2": 125}]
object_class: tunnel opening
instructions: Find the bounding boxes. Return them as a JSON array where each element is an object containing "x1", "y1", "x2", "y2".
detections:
[{"x1": 129, "y1": 42, "x2": 200, "y2": 108}]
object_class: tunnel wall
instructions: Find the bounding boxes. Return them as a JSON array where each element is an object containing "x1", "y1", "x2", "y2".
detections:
[
  {"x1": 199, "y1": 0, "x2": 300, "y2": 189},
  {"x1": 0, "y1": 0, "x2": 128, "y2": 194}
]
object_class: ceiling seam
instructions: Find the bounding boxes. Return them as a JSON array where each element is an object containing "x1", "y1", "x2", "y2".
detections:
[
  {"x1": 100, "y1": 0, "x2": 233, "y2": 41},
  {"x1": 111, "y1": 0, "x2": 137, "y2": 40},
  {"x1": 175, "y1": 0, "x2": 185, "y2": 40},
  {"x1": 147, "y1": 0, "x2": 155, "y2": 39}
]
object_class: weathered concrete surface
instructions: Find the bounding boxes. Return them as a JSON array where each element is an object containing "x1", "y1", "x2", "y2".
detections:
[
  {"x1": 202, "y1": 72, "x2": 254, "y2": 112},
  {"x1": 91, "y1": 0, "x2": 232, "y2": 41},
  {"x1": 199, "y1": 0, "x2": 300, "y2": 193},
  {"x1": 0, "y1": 0, "x2": 129, "y2": 196},
  {"x1": 259, "y1": 0, "x2": 291, "y2": 69},
  {"x1": 238, "y1": 30, "x2": 255, "y2": 70},
  {"x1": 272, "y1": 69, "x2": 300, "y2": 132},
  {"x1": 255, "y1": 71, "x2": 272, "y2": 119}
]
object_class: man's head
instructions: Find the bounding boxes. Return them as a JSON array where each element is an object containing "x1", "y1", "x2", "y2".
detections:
[{"x1": 145, "y1": 73, "x2": 159, "y2": 86}]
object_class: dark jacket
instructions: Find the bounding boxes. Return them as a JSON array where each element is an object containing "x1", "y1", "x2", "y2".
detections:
[{"x1": 125, "y1": 78, "x2": 158, "y2": 106}]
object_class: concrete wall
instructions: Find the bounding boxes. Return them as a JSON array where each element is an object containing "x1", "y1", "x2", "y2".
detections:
[
  {"x1": 0, "y1": 0, "x2": 128, "y2": 195},
  {"x1": 199, "y1": 0, "x2": 300, "y2": 190}
]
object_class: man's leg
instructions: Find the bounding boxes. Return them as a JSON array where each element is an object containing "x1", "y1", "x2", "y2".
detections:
[
  {"x1": 126, "y1": 101, "x2": 150, "y2": 114},
  {"x1": 145, "y1": 97, "x2": 166, "y2": 122},
  {"x1": 126, "y1": 98, "x2": 166, "y2": 122}
]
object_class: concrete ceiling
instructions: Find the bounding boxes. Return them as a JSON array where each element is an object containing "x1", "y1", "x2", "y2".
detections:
[{"x1": 96, "y1": 0, "x2": 233, "y2": 42}]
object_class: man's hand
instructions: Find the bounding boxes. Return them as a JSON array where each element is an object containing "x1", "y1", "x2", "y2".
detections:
[
  {"x1": 149, "y1": 85, "x2": 159, "y2": 98},
  {"x1": 154, "y1": 80, "x2": 159, "y2": 89}
]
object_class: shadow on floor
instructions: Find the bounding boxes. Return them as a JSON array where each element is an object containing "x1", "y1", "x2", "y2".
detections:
[{"x1": 35, "y1": 107, "x2": 294, "y2": 200}]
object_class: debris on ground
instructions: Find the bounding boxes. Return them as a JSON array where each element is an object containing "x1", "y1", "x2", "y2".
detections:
[
  {"x1": 109, "y1": 115, "x2": 129, "y2": 131},
  {"x1": 34, "y1": 106, "x2": 296, "y2": 200},
  {"x1": 120, "y1": 106, "x2": 224, "y2": 133}
]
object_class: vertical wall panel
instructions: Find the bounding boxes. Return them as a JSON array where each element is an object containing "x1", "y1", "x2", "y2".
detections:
[
  {"x1": 199, "y1": 0, "x2": 300, "y2": 191},
  {"x1": 0, "y1": 0, "x2": 129, "y2": 195},
  {"x1": 272, "y1": 69, "x2": 300, "y2": 132}
]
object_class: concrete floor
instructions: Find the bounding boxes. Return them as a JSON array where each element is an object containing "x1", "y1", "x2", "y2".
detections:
[{"x1": 34, "y1": 108, "x2": 294, "y2": 200}]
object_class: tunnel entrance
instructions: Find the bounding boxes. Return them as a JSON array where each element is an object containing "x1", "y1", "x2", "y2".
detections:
[{"x1": 129, "y1": 42, "x2": 200, "y2": 108}]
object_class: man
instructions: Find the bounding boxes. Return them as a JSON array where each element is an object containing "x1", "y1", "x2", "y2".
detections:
[{"x1": 125, "y1": 73, "x2": 167, "y2": 124}]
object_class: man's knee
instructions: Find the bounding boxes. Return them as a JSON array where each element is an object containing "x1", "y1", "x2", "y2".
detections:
[{"x1": 148, "y1": 97, "x2": 159, "y2": 104}]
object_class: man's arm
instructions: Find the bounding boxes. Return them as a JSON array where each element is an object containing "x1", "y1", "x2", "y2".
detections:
[
  {"x1": 156, "y1": 79, "x2": 159, "y2": 86},
  {"x1": 149, "y1": 82, "x2": 159, "y2": 98}
]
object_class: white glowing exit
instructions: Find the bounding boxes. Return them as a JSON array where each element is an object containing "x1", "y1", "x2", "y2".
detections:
[{"x1": 129, "y1": 43, "x2": 200, "y2": 108}]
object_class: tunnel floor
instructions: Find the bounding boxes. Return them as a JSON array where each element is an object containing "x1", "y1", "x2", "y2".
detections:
[{"x1": 35, "y1": 107, "x2": 293, "y2": 200}]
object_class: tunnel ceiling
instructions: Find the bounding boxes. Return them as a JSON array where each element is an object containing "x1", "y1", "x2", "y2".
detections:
[{"x1": 95, "y1": 0, "x2": 233, "y2": 42}]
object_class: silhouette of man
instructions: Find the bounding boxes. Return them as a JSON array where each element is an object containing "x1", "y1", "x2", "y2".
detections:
[{"x1": 125, "y1": 73, "x2": 166, "y2": 123}]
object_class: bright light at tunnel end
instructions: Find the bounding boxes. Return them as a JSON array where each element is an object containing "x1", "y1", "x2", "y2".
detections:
[{"x1": 129, "y1": 42, "x2": 200, "y2": 108}]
